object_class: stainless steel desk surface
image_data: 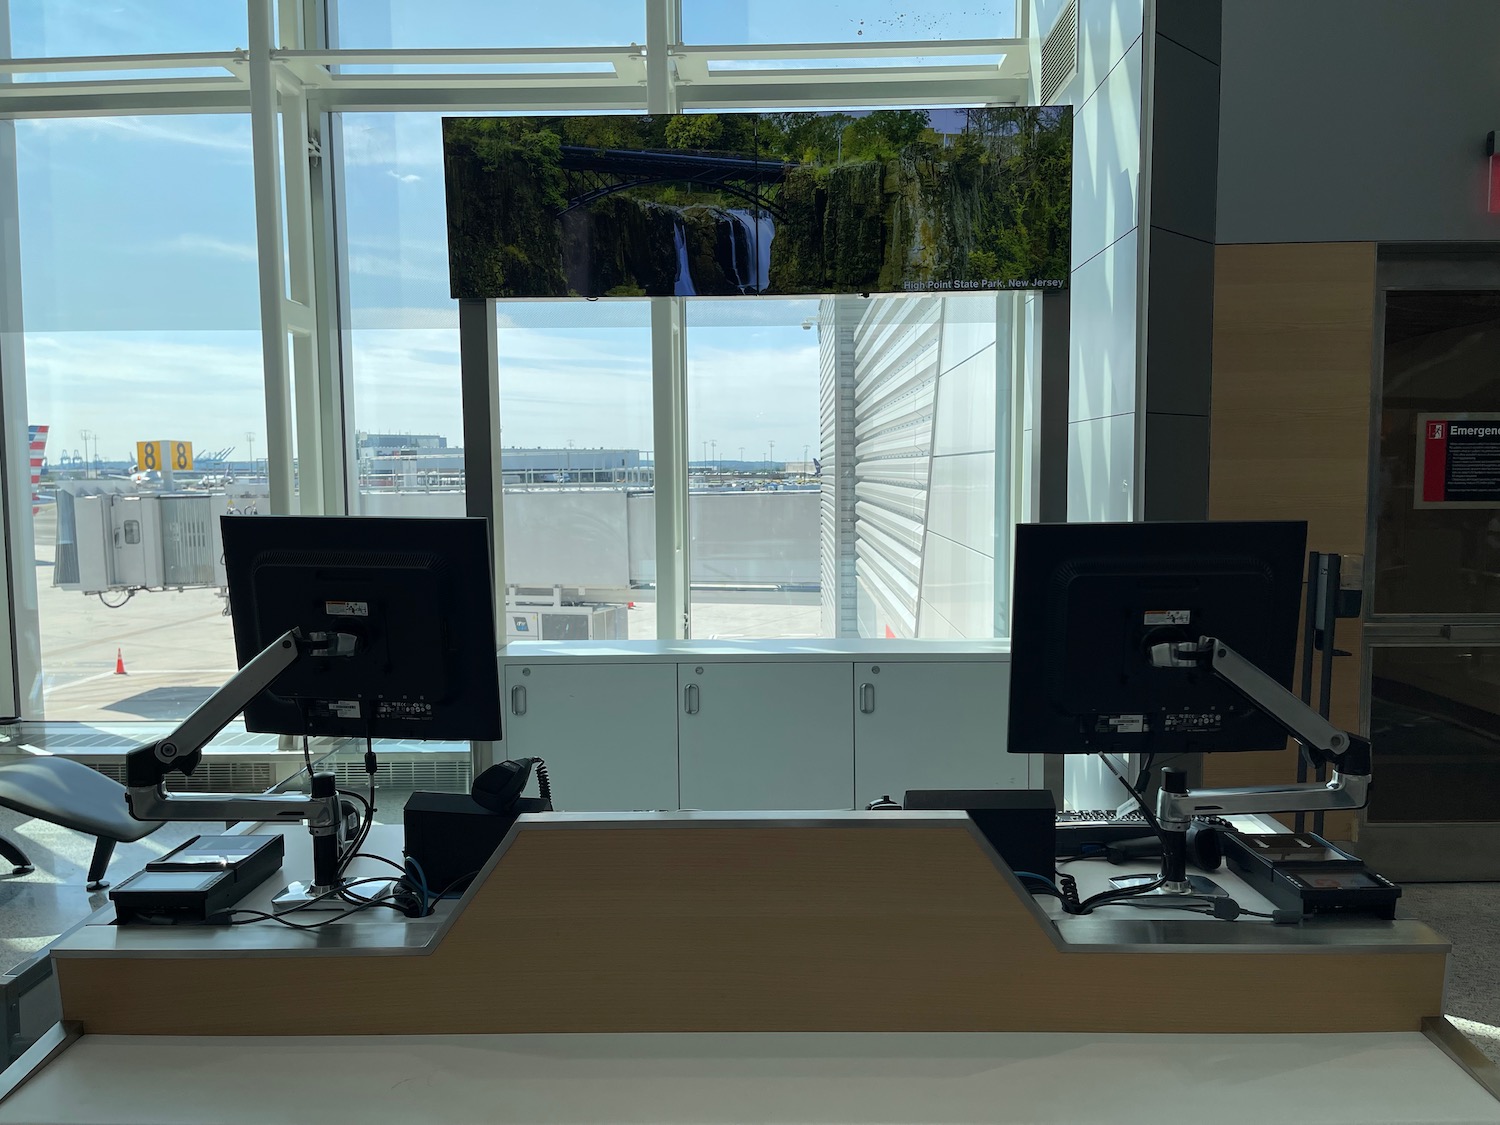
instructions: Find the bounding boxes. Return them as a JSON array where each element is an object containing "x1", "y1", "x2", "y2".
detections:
[{"x1": 2, "y1": 1030, "x2": 1497, "y2": 1125}]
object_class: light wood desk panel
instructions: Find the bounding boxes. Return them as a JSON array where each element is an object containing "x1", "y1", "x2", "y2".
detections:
[{"x1": 53, "y1": 815, "x2": 1447, "y2": 1037}]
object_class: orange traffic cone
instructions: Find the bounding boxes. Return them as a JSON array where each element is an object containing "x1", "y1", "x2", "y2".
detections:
[{"x1": 113, "y1": 648, "x2": 127, "y2": 675}]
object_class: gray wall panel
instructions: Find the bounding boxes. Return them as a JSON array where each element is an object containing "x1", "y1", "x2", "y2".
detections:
[
  {"x1": 1141, "y1": 411, "x2": 1210, "y2": 521},
  {"x1": 1144, "y1": 227, "x2": 1215, "y2": 416},
  {"x1": 1148, "y1": 35, "x2": 1220, "y2": 243},
  {"x1": 1218, "y1": 0, "x2": 1500, "y2": 244},
  {"x1": 1155, "y1": 0, "x2": 1220, "y2": 62}
]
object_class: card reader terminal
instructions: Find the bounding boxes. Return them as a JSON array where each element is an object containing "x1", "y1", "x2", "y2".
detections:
[{"x1": 110, "y1": 834, "x2": 284, "y2": 924}]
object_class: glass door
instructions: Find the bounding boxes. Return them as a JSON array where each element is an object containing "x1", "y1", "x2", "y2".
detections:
[{"x1": 1364, "y1": 260, "x2": 1500, "y2": 876}]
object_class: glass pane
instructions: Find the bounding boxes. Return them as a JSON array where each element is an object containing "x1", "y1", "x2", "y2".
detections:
[
  {"x1": 496, "y1": 302, "x2": 655, "y2": 642},
  {"x1": 13, "y1": 116, "x2": 265, "y2": 723},
  {"x1": 7, "y1": 2, "x2": 247, "y2": 56},
  {"x1": 1375, "y1": 291, "x2": 1500, "y2": 614},
  {"x1": 682, "y1": 0, "x2": 1016, "y2": 44},
  {"x1": 685, "y1": 298, "x2": 822, "y2": 639},
  {"x1": 332, "y1": 1, "x2": 642, "y2": 48},
  {"x1": 685, "y1": 291, "x2": 1018, "y2": 641},
  {"x1": 1370, "y1": 646, "x2": 1500, "y2": 822},
  {"x1": 342, "y1": 112, "x2": 466, "y2": 516}
]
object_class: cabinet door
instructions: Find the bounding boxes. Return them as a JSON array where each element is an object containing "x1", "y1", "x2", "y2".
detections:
[
  {"x1": 502, "y1": 663, "x2": 678, "y2": 811},
  {"x1": 678, "y1": 662, "x2": 853, "y2": 810},
  {"x1": 853, "y1": 661, "x2": 1026, "y2": 808}
]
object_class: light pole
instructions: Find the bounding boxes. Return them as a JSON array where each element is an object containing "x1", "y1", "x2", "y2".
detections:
[
  {"x1": 768, "y1": 440, "x2": 775, "y2": 472},
  {"x1": 803, "y1": 444, "x2": 809, "y2": 472},
  {"x1": 79, "y1": 430, "x2": 94, "y2": 478},
  {"x1": 710, "y1": 439, "x2": 717, "y2": 476},
  {"x1": 245, "y1": 431, "x2": 256, "y2": 478}
]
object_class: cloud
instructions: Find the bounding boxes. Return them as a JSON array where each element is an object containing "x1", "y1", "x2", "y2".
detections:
[
  {"x1": 386, "y1": 171, "x2": 423, "y2": 184},
  {"x1": 20, "y1": 115, "x2": 252, "y2": 160},
  {"x1": 22, "y1": 331, "x2": 266, "y2": 459},
  {"x1": 21, "y1": 317, "x2": 824, "y2": 471},
  {"x1": 164, "y1": 234, "x2": 259, "y2": 264}
]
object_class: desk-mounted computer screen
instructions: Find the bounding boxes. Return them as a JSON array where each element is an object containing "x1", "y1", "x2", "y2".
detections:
[
  {"x1": 222, "y1": 516, "x2": 501, "y2": 742},
  {"x1": 1007, "y1": 520, "x2": 1306, "y2": 757}
]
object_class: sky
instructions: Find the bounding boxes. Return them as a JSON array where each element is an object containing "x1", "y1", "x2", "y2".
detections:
[{"x1": 8, "y1": 0, "x2": 1015, "y2": 468}]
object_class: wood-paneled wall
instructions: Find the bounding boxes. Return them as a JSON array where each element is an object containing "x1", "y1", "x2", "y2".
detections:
[{"x1": 1207, "y1": 243, "x2": 1378, "y2": 838}]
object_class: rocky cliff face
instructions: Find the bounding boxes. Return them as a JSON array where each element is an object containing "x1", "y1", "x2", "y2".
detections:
[{"x1": 557, "y1": 143, "x2": 1053, "y2": 297}]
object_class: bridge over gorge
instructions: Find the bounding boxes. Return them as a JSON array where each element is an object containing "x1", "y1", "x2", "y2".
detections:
[{"x1": 556, "y1": 145, "x2": 795, "y2": 220}]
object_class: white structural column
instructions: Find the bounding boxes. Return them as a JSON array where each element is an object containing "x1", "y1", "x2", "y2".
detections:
[
  {"x1": 647, "y1": 0, "x2": 690, "y2": 639},
  {"x1": 277, "y1": 0, "x2": 335, "y2": 515},
  {"x1": 248, "y1": 0, "x2": 295, "y2": 514},
  {"x1": 0, "y1": 2, "x2": 38, "y2": 719}
]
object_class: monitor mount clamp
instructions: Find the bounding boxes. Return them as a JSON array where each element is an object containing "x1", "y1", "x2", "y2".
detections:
[
  {"x1": 1115, "y1": 635, "x2": 1371, "y2": 899},
  {"x1": 123, "y1": 627, "x2": 362, "y2": 910}
]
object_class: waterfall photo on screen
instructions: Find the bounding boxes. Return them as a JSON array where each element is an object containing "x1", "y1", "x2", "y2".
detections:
[{"x1": 442, "y1": 108, "x2": 1071, "y2": 299}]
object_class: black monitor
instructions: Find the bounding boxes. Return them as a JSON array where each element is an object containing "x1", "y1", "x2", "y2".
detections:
[
  {"x1": 1007, "y1": 520, "x2": 1306, "y2": 757},
  {"x1": 222, "y1": 516, "x2": 502, "y2": 741}
]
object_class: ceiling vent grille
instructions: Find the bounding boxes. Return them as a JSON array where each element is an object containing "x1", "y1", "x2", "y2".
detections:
[{"x1": 1039, "y1": 0, "x2": 1079, "y2": 105}]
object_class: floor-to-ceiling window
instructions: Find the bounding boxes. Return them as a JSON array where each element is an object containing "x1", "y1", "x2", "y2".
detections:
[{"x1": 0, "y1": 0, "x2": 1037, "y2": 725}]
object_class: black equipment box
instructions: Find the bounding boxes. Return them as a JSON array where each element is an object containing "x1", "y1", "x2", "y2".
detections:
[
  {"x1": 110, "y1": 834, "x2": 285, "y2": 924},
  {"x1": 404, "y1": 791, "x2": 545, "y2": 895},
  {"x1": 903, "y1": 789, "x2": 1056, "y2": 882},
  {"x1": 1223, "y1": 832, "x2": 1401, "y2": 919}
]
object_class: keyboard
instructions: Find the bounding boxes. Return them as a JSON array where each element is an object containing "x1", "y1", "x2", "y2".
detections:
[
  {"x1": 1056, "y1": 808, "x2": 1149, "y2": 825},
  {"x1": 1055, "y1": 809, "x2": 1153, "y2": 856}
]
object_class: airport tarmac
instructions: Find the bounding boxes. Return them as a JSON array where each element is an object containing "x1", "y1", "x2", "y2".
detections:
[{"x1": 26, "y1": 507, "x2": 823, "y2": 723}]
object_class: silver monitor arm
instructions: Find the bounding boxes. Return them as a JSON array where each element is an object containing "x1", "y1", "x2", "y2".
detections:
[
  {"x1": 123, "y1": 628, "x2": 357, "y2": 897},
  {"x1": 1142, "y1": 637, "x2": 1371, "y2": 893}
]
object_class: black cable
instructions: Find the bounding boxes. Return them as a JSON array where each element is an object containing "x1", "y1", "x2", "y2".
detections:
[
  {"x1": 302, "y1": 735, "x2": 314, "y2": 778},
  {"x1": 533, "y1": 758, "x2": 552, "y2": 807},
  {"x1": 1077, "y1": 877, "x2": 1167, "y2": 912},
  {"x1": 229, "y1": 892, "x2": 396, "y2": 930},
  {"x1": 344, "y1": 852, "x2": 408, "y2": 876},
  {"x1": 1134, "y1": 752, "x2": 1156, "y2": 795},
  {"x1": 337, "y1": 787, "x2": 374, "y2": 875},
  {"x1": 420, "y1": 869, "x2": 481, "y2": 913},
  {"x1": 1100, "y1": 754, "x2": 1164, "y2": 837}
]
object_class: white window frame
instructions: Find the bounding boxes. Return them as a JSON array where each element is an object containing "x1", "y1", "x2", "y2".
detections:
[{"x1": 0, "y1": 0, "x2": 1038, "y2": 718}]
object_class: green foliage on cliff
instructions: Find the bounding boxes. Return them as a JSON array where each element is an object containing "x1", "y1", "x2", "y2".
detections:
[{"x1": 444, "y1": 108, "x2": 1072, "y2": 298}]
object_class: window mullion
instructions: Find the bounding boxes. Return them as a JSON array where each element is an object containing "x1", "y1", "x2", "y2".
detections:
[{"x1": 249, "y1": 0, "x2": 294, "y2": 514}]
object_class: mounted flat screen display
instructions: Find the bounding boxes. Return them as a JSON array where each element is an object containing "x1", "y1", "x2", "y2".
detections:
[{"x1": 443, "y1": 108, "x2": 1072, "y2": 299}]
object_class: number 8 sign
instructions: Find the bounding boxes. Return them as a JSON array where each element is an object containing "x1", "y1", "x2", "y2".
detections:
[{"x1": 136, "y1": 440, "x2": 193, "y2": 474}]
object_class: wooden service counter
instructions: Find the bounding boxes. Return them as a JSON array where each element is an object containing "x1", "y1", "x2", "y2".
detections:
[{"x1": 45, "y1": 811, "x2": 1449, "y2": 1037}]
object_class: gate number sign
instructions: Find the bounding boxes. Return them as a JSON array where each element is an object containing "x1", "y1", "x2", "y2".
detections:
[
  {"x1": 136, "y1": 441, "x2": 194, "y2": 473},
  {"x1": 1417, "y1": 413, "x2": 1500, "y2": 508}
]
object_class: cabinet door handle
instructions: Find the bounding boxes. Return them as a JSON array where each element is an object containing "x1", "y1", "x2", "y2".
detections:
[
  {"x1": 511, "y1": 685, "x2": 527, "y2": 716},
  {"x1": 684, "y1": 683, "x2": 700, "y2": 715},
  {"x1": 860, "y1": 682, "x2": 876, "y2": 714}
]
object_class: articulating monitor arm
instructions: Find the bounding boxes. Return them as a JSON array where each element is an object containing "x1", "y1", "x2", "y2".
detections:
[
  {"x1": 1147, "y1": 636, "x2": 1371, "y2": 828},
  {"x1": 122, "y1": 628, "x2": 351, "y2": 894}
]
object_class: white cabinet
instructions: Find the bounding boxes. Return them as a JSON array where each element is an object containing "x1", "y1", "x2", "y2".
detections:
[
  {"x1": 677, "y1": 662, "x2": 854, "y2": 810},
  {"x1": 501, "y1": 662, "x2": 679, "y2": 812},
  {"x1": 853, "y1": 661, "x2": 1025, "y2": 808}
]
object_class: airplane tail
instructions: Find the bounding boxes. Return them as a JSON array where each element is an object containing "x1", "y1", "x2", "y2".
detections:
[{"x1": 28, "y1": 424, "x2": 47, "y2": 514}]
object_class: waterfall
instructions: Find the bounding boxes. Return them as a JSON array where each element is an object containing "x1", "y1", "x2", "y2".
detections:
[
  {"x1": 672, "y1": 216, "x2": 697, "y2": 296},
  {"x1": 752, "y1": 211, "x2": 774, "y2": 293},
  {"x1": 723, "y1": 208, "x2": 775, "y2": 294},
  {"x1": 724, "y1": 209, "x2": 756, "y2": 293}
]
